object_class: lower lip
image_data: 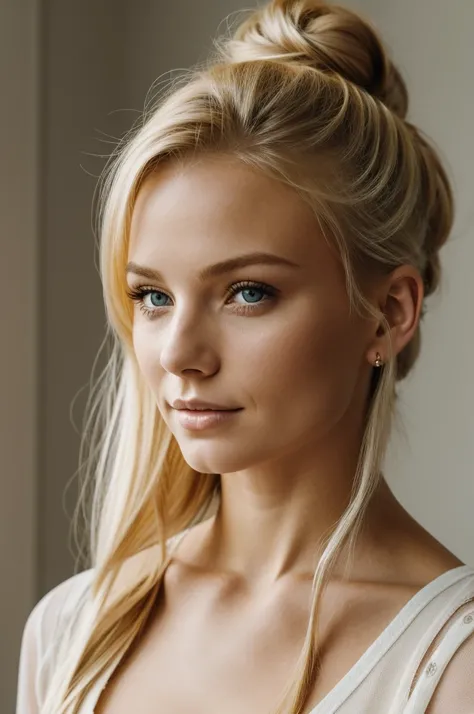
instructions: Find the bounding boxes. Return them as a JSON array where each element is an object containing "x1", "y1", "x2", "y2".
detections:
[{"x1": 174, "y1": 409, "x2": 242, "y2": 430}]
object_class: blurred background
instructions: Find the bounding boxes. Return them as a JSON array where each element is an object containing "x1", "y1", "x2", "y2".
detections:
[{"x1": 1, "y1": 0, "x2": 473, "y2": 710}]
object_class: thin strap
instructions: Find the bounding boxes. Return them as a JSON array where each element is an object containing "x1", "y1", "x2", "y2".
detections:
[
  {"x1": 386, "y1": 577, "x2": 474, "y2": 714},
  {"x1": 402, "y1": 604, "x2": 474, "y2": 713}
]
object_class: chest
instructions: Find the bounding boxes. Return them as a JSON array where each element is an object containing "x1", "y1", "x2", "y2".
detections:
[{"x1": 94, "y1": 569, "x2": 415, "y2": 714}]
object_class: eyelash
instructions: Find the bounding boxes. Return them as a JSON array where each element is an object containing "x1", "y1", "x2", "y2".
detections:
[{"x1": 125, "y1": 280, "x2": 278, "y2": 319}]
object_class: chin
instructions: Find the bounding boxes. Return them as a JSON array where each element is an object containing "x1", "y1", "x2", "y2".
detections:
[{"x1": 176, "y1": 441, "x2": 258, "y2": 475}]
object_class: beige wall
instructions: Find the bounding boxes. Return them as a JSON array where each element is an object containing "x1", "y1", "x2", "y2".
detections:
[
  {"x1": 3, "y1": 0, "x2": 473, "y2": 709},
  {"x1": 39, "y1": 0, "x2": 129, "y2": 594},
  {"x1": 1, "y1": 0, "x2": 39, "y2": 709},
  {"x1": 2, "y1": 0, "x2": 130, "y2": 709},
  {"x1": 344, "y1": 0, "x2": 474, "y2": 563}
]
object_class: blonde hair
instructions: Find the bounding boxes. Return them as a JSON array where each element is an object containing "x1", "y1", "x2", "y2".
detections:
[{"x1": 43, "y1": 1, "x2": 454, "y2": 712}]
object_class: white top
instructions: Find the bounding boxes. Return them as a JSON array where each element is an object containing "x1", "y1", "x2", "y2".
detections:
[{"x1": 16, "y1": 535, "x2": 474, "y2": 713}]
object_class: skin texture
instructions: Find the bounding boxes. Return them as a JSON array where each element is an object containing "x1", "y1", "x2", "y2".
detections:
[{"x1": 94, "y1": 154, "x2": 464, "y2": 714}]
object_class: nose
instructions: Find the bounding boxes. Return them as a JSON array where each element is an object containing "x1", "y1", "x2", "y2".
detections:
[{"x1": 158, "y1": 312, "x2": 220, "y2": 378}]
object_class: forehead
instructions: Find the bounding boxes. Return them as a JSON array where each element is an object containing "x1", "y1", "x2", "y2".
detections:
[{"x1": 128, "y1": 156, "x2": 341, "y2": 279}]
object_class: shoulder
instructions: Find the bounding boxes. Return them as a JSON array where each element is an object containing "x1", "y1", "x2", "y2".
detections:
[
  {"x1": 16, "y1": 533, "x2": 187, "y2": 712},
  {"x1": 425, "y1": 604, "x2": 474, "y2": 713},
  {"x1": 409, "y1": 587, "x2": 474, "y2": 714},
  {"x1": 28, "y1": 568, "x2": 94, "y2": 647},
  {"x1": 22, "y1": 530, "x2": 187, "y2": 648},
  {"x1": 22, "y1": 568, "x2": 94, "y2": 651},
  {"x1": 17, "y1": 569, "x2": 94, "y2": 713}
]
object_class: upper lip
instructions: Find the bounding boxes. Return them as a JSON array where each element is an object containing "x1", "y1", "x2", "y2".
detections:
[{"x1": 171, "y1": 398, "x2": 240, "y2": 411}]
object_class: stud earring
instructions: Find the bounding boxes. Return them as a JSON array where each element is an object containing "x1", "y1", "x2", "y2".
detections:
[{"x1": 374, "y1": 352, "x2": 383, "y2": 368}]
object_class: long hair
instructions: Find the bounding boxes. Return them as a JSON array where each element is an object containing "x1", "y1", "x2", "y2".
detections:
[{"x1": 42, "y1": 1, "x2": 454, "y2": 712}]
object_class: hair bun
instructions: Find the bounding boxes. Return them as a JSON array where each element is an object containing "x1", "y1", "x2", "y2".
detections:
[{"x1": 223, "y1": 0, "x2": 408, "y2": 119}]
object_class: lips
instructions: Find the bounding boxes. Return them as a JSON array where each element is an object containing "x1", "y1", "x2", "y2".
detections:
[
  {"x1": 175, "y1": 407, "x2": 243, "y2": 430},
  {"x1": 182, "y1": 408, "x2": 236, "y2": 412},
  {"x1": 171, "y1": 398, "x2": 241, "y2": 411}
]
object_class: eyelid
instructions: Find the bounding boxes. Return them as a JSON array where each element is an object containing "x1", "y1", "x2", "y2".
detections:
[
  {"x1": 126, "y1": 279, "x2": 279, "y2": 318},
  {"x1": 126, "y1": 279, "x2": 279, "y2": 297}
]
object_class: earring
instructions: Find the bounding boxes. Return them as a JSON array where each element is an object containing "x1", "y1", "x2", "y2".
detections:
[{"x1": 374, "y1": 352, "x2": 383, "y2": 368}]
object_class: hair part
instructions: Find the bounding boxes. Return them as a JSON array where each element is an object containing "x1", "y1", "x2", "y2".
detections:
[{"x1": 43, "y1": 1, "x2": 454, "y2": 712}]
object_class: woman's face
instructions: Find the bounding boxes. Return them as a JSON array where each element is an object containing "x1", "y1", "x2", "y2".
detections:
[{"x1": 126, "y1": 155, "x2": 375, "y2": 476}]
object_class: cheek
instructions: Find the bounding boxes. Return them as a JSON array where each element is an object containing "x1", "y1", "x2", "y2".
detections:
[
  {"x1": 245, "y1": 307, "x2": 365, "y2": 427},
  {"x1": 132, "y1": 325, "x2": 162, "y2": 389}
]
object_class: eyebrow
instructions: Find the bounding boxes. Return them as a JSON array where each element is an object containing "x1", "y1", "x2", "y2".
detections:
[{"x1": 125, "y1": 252, "x2": 300, "y2": 283}]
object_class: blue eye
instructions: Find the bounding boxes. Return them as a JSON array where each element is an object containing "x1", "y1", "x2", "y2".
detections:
[
  {"x1": 227, "y1": 281, "x2": 275, "y2": 306},
  {"x1": 148, "y1": 292, "x2": 167, "y2": 308},
  {"x1": 125, "y1": 280, "x2": 278, "y2": 319}
]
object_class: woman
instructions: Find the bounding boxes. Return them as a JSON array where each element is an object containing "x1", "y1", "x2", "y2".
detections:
[{"x1": 16, "y1": 1, "x2": 474, "y2": 713}]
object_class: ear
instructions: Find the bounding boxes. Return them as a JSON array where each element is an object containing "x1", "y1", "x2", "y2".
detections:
[{"x1": 366, "y1": 265, "x2": 425, "y2": 364}]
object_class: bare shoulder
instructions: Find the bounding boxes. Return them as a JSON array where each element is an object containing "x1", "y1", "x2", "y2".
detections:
[{"x1": 389, "y1": 512, "x2": 466, "y2": 588}]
